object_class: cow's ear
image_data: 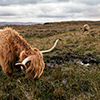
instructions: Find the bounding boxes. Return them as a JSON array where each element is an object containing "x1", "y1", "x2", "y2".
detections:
[{"x1": 19, "y1": 51, "x2": 28, "y2": 62}]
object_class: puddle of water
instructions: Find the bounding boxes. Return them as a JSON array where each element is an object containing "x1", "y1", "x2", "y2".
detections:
[{"x1": 44, "y1": 53, "x2": 100, "y2": 67}]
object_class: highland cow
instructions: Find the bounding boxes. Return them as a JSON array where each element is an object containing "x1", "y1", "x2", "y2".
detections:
[
  {"x1": 0, "y1": 27, "x2": 60, "y2": 79},
  {"x1": 81, "y1": 24, "x2": 90, "y2": 33}
]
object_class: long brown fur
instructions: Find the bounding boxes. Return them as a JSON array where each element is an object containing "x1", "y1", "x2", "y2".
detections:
[
  {"x1": 26, "y1": 48, "x2": 45, "y2": 79},
  {"x1": 83, "y1": 24, "x2": 90, "y2": 33},
  {"x1": 0, "y1": 27, "x2": 45, "y2": 79}
]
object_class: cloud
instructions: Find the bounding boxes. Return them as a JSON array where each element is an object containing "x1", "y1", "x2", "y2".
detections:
[
  {"x1": 0, "y1": 0, "x2": 100, "y2": 6},
  {"x1": 0, "y1": 0, "x2": 70, "y2": 6},
  {"x1": 0, "y1": 0, "x2": 100, "y2": 22},
  {"x1": 0, "y1": 0, "x2": 38, "y2": 6},
  {"x1": 73, "y1": 0, "x2": 100, "y2": 5}
]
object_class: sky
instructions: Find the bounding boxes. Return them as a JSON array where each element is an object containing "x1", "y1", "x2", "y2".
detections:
[{"x1": 0, "y1": 0, "x2": 100, "y2": 23}]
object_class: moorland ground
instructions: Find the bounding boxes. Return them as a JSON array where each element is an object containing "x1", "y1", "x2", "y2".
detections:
[{"x1": 0, "y1": 21, "x2": 100, "y2": 100}]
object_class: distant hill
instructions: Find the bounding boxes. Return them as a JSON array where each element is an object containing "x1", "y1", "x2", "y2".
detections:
[{"x1": 0, "y1": 22, "x2": 42, "y2": 25}]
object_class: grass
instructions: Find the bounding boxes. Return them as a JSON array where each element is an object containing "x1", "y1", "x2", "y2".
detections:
[{"x1": 0, "y1": 21, "x2": 100, "y2": 99}]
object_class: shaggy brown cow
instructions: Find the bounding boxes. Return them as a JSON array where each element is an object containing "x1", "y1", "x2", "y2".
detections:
[
  {"x1": 0, "y1": 27, "x2": 60, "y2": 79},
  {"x1": 83, "y1": 24, "x2": 90, "y2": 31},
  {"x1": 81, "y1": 24, "x2": 90, "y2": 33}
]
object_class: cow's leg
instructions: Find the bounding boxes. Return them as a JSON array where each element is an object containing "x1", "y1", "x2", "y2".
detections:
[
  {"x1": 4, "y1": 65, "x2": 13, "y2": 79},
  {"x1": 1, "y1": 62, "x2": 13, "y2": 79}
]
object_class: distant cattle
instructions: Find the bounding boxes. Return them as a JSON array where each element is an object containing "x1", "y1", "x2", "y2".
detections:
[{"x1": 81, "y1": 24, "x2": 90, "y2": 33}]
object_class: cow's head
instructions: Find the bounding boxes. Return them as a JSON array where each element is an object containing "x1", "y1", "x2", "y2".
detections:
[{"x1": 15, "y1": 39, "x2": 61, "y2": 79}]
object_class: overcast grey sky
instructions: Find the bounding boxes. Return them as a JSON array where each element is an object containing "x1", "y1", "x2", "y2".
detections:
[{"x1": 0, "y1": 0, "x2": 100, "y2": 23}]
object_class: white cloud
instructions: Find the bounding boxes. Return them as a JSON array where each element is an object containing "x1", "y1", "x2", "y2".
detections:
[
  {"x1": 0, "y1": 0, "x2": 100, "y2": 22},
  {"x1": 73, "y1": 0, "x2": 100, "y2": 5}
]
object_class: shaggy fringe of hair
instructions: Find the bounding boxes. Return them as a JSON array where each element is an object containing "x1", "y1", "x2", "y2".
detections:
[{"x1": 26, "y1": 48, "x2": 45, "y2": 79}]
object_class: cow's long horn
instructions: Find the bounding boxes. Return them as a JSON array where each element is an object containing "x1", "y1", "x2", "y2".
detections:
[
  {"x1": 41, "y1": 39, "x2": 61, "y2": 53},
  {"x1": 15, "y1": 56, "x2": 32, "y2": 70},
  {"x1": 15, "y1": 63, "x2": 27, "y2": 71},
  {"x1": 21, "y1": 56, "x2": 32, "y2": 65}
]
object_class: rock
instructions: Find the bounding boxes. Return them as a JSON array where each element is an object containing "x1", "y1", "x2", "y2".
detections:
[{"x1": 62, "y1": 79, "x2": 67, "y2": 85}]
